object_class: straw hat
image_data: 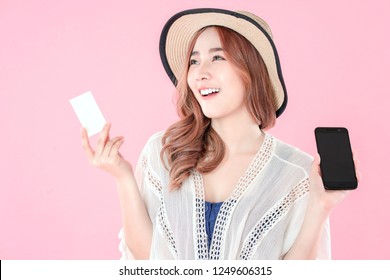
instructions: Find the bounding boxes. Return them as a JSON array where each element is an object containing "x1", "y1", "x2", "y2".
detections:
[{"x1": 159, "y1": 8, "x2": 288, "y2": 117}]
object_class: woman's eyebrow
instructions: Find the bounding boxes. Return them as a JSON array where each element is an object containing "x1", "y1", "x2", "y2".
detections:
[
  {"x1": 191, "y1": 47, "x2": 224, "y2": 56},
  {"x1": 209, "y1": 47, "x2": 224, "y2": 53}
]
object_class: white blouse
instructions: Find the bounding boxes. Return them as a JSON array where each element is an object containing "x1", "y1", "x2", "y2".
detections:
[{"x1": 118, "y1": 131, "x2": 331, "y2": 259}]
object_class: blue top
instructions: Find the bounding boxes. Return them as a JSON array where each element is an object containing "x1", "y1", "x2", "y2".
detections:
[{"x1": 204, "y1": 201, "x2": 223, "y2": 251}]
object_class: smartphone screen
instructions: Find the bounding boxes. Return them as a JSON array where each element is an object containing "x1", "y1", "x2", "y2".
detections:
[{"x1": 314, "y1": 127, "x2": 358, "y2": 190}]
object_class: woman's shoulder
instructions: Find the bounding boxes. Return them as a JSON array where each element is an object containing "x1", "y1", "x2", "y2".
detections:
[
  {"x1": 138, "y1": 130, "x2": 167, "y2": 171},
  {"x1": 143, "y1": 130, "x2": 165, "y2": 150},
  {"x1": 268, "y1": 133, "x2": 313, "y2": 173},
  {"x1": 146, "y1": 130, "x2": 165, "y2": 144}
]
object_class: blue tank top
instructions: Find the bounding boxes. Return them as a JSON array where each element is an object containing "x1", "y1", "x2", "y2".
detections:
[{"x1": 204, "y1": 201, "x2": 223, "y2": 251}]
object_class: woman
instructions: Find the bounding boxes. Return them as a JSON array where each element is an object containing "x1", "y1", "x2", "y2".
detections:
[{"x1": 81, "y1": 8, "x2": 358, "y2": 259}]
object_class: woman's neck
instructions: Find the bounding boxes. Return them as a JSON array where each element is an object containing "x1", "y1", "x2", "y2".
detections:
[{"x1": 211, "y1": 115, "x2": 263, "y2": 155}]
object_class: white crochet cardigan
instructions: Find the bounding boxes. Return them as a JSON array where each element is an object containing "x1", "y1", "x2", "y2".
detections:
[{"x1": 118, "y1": 131, "x2": 331, "y2": 259}]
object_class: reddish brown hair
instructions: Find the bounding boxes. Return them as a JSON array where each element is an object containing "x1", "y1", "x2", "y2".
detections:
[{"x1": 161, "y1": 26, "x2": 276, "y2": 190}]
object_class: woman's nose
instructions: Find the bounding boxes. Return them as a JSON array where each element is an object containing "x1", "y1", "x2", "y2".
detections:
[{"x1": 195, "y1": 63, "x2": 211, "y2": 81}]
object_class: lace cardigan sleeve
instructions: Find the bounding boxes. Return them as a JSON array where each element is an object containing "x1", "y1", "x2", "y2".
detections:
[
  {"x1": 274, "y1": 142, "x2": 331, "y2": 260},
  {"x1": 279, "y1": 178, "x2": 331, "y2": 259},
  {"x1": 118, "y1": 132, "x2": 164, "y2": 260}
]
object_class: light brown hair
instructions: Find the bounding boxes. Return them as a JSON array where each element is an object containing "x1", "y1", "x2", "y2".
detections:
[{"x1": 161, "y1": 26, "x2": 276, "y2": 190}]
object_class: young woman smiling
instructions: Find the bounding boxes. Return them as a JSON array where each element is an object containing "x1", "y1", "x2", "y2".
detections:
[{"x1": 81, "y1": 8, "x2": 359, "y2": 260}]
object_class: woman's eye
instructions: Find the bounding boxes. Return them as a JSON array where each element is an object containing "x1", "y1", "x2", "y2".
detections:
[
  {"x1": 189, "y1": 59, "x2": 198, "y2": 65},
  {"x1": 213, "y1": 55, "x2": 225, "y2": 61}
]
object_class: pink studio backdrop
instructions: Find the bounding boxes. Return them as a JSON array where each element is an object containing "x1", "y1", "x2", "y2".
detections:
[{"x1": 1, "y1": 0, "x2": 389, "y2": 259}]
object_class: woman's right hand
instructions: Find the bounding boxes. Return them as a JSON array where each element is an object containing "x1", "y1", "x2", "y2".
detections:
[{"x1": 81, "y1": 123, "x2": 134, "y2": 181}]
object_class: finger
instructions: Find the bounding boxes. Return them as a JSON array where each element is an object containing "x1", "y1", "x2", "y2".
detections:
[
  {"x1": 81, "y1": 127, "x2": 95, "y2": 161},
  {"x1": 354, "y1": 162, "x2": 361, "y2": 183},
  {"x1": 312, "y1": 153, "x2": 321, "y2": 175},
  {"x1": 351, "y1": 150, "x2": 360, "y2": 182},
  {"x1": 108, "y1": 137, "x2": 125, "y2": 159},
  {"x1": 316, "y1": 153, "x2": 321, "y2": 164},
  {"x1": 352, "y1": 150, "x2": 360, "y2": 166},
  {"x1": 354, "y1": 158, "x2": 360, "y2": 169},
  {"x1": 352, "y1": 150, "x2": 358, "y2": 159},
  {"x1": 102, "y1": 136, "x2": 124, "y2": 158},
  {"x1": 96, "y1": 123, "x2": 111, "y2": 156},
  {"x1": 356, "y1": 170, "x2": 362, "y2": 183}
]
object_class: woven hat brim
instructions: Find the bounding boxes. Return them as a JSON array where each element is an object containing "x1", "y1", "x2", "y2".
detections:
[{"x1": 159, "y1": 8, "x2": 287, "y2": 117}]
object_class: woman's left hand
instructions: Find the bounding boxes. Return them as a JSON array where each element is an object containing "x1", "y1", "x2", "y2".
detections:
[{"x1": 308, "y1": 152, "x2": 361, "y2": 213}]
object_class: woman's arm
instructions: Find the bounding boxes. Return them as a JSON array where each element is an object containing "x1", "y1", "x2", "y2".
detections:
[
  {"x1": 282, "y1": 197, "x2": 331, "y2": 259},
  {"x1": 81, "y1": 123, "x2": 152, "y2": 259},
  {"x1": 283, "y1": 154, "x2": 359, "y2": 260}
]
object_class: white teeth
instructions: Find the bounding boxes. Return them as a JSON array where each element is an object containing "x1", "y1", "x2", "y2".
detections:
[{"x1": 200, "y1": 88, "x2": 220, "y2": 96}]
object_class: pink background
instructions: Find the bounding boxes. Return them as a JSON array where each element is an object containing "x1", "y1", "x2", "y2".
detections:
[{"x1": 1, "y1": 0, "x2": 389, "y2": 259}]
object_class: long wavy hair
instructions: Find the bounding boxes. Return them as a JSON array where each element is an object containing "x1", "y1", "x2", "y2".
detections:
[{"x1": 160, "y1": 26, "x2": 276, "y2": 190}]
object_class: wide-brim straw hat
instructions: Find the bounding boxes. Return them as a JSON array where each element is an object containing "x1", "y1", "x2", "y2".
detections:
[{"x1": 159, "y1": 8, "x2": 288, "y2": 117}]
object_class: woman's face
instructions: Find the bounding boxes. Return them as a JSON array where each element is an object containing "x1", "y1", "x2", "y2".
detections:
[{"x1": 187, "y1": 27, "x2": 247, "y2": 121}]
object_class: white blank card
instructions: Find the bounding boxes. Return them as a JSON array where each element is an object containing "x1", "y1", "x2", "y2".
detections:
[{"x1": 69, "y1": 91, "x2": 106, "y2": 137}]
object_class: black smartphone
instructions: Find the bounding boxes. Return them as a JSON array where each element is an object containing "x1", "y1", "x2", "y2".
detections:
[{"x1": 314, "y1": 127, "x2": 358, "y2": 190}]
